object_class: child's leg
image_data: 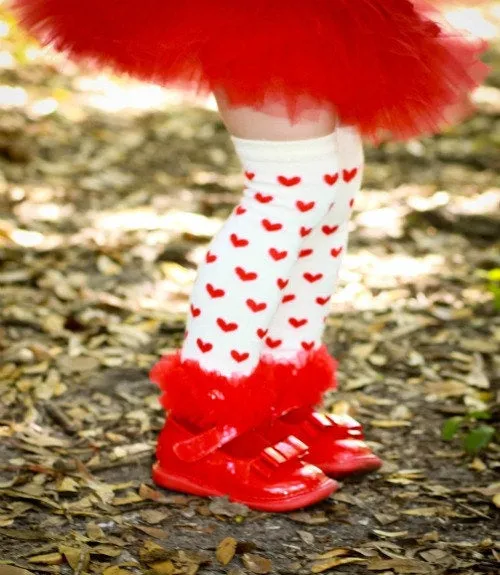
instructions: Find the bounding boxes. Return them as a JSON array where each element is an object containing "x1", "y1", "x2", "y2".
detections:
[
  {"x1": 264, "y1": 126, "x2": 363, "y2": 361},
  {"x1": 181, "y1": 104, "x2": 344, "y2": 378},
  {"x1": 258, "y1": 127, "x2": 382, "y2": 476}
]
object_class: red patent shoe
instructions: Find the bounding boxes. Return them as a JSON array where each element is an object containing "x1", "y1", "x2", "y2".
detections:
[
  {"x1": 306, "y1": 438, "x2": 382, "y2": 477},
  {"x1": 262, "y1": 346, "x2": 382, "y2": 477},
  {"x1": 150, "y1": 353, "x2": 337, "y2": 512},
  {"x1": 153, "y1": 417, "x2": 337, "y2": 512},
  {"x1": 265, "y1": 409, "x2": 381, "y2": 477}
]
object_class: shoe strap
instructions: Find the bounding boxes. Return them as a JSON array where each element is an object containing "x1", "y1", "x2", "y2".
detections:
[{"x1": 173, "y1": 424, "x2": 242, "y2": 462}]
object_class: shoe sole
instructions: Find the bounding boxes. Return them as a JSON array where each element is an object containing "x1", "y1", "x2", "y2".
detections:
[
  {"x1": 320, "y1": 456, "x2": 382, "y2": 478},
  {"x1": 152, "y1": 462, "x2": 337, "y2": 512}
]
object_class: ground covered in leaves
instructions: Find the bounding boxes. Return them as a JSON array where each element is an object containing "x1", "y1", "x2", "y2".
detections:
[{"x1": 1, "y1": 4, "x2": 500, "y2": 575}]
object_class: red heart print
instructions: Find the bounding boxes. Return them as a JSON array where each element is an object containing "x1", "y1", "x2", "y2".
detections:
[
  {"x1": 262, "y1": 219, "x2": 283, "y2": 232},
  {"x1": 231, "y1": 350, "x2": 249, "y2": 363},
  {"x1": 300, "y1": 226, "x2": 312, "y2": 238},
  {"x1": 278, "y1": 175, "x2": 301, "y2": 187},
  {"x1": 331, "y1": 247, "x2": 343, "y2": 258},
  {"x1": 324, "y1": 173, "x2": 339, "y2": 186},
  {"x1": 257, "y1": 328, "x2": 268, "y2": 339},
  {"x1": 322, "y1": 225, "x2": 339, "y2": 236},
  {"x1": 299, "y1": 249, "x2": 313, "y2": 258},
  {"x1": 235, "y1": 205, "x2": 246, "y2": 215},
  {"x1": 269, "y1": 248, "x2": 287, "y2": 261},
  {"x1": 289, "y1": 317, "x2": 308, "y2": 328},
  {"x1": 282, "y1": 294, "x2": 296, "y2": 304},
  {"x1": 235, "y1": 266, "x2": 258, "y2": 281},
  {"x1": 316, "y1": 296, "x2": 331, "y2": 306},
  {"x1": 190, "y1": 304, "x2": 201, "y2": 318},
  {"x1": 217, "y1": 318, "x2": 238, "y2": 332},
  {"x1": 206, "y1": 283, "x2": 225, "y2": 298},
  {"x1": 343, "y1": 168, "x2": 358, "y2": 182},
  {"x1": 265, "y1": 337, "x2": 282, "y2": 349},
  {"x1": 246, "y1": 299, "x2": 267, "y2": 313},
  {"x1": 301, "y1": 341, "x2": 315, "y2": 351},
  {"x1": 245, "y1": 171, "x2": 255, "y2": 180},
  {"x1": 230, "y1": 233, "x2": 249, "y2": 248},
  {"x1": 197, "y1": 338, "x2": 213, "y2": 353},
  {"x1": 277, "y1": 278, "x2": 289, "y2": 290},
  {"x1": 206, "y1": 251, "x2": 217, "y2": 263},
  {"x1": 304, "y1": 272, "x2": 323, "y2": 283},
  {"x1": 255, "y1": 192, "x2": 273, "y2": 204},
  {"x1": 296, "y1": 200, "x2": 315, "y2": 213},
  {"x1": 349, "y1": 198, "x2": 355, "y2": 208}
]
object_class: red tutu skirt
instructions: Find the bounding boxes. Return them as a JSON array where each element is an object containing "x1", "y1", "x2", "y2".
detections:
[{"x1": 12, "y1": 0, "x2": 488, "y2": 140}]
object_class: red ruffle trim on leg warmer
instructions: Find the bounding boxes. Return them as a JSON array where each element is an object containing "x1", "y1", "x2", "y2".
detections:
[
  {"x1": 150, "y1": 353, "x2": 279, "y2": 432},
  {"x1": 264, "y1": 345, "x2": 338, "y2": 415}
]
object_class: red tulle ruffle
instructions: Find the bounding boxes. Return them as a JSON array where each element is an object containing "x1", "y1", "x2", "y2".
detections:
[{"x1": 12, "y1": 0, "x2": 489, "y2": 140}]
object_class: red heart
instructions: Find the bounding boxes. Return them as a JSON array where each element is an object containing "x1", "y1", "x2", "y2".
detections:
[
  {"x1": 235, "y1": 266, "x2": 258, "y2": 281},
  {"x1": 331, "y1": 247, "x2": 343, "y2": 258},
  {"x1": 231, "y1": 350, "x2": 249, "y2": 363},
  {"x1": 316, "y1": 296, "x2": 331, "y2": 306},
  {"x1": 343, "y1": 168, "x2": 358, "y2": 182},
  {"x1": 349, "y1": 198, "x2": 355, "y2": 208},
  {"x1": 257, "y1": 328, "x2": 268, "y2": 339},
  {"x1": 304, "y1": 272, "x2": 323, "y2": 283},
  {"x1": 282, "y1": 294, "x2": 296, "y2": 304},
  {"x1": 269, "y1": 248, "x2": 287, "y2": 261},
  {"x1": 322, "y1": 225, "x2": 339, "y2": 236},
  {"x1": 289, "y1": 317, "x2": 308, "y2": 328},
  {"x1": 245, "y1": 171, "x2": 255, "y2": 180},
  {"x1": 324, "y1": 173, "x2": 339, "y2": 186},
  {"x1": 296, "y1": 200, "x2": 315, "y2": 213},
  {"x1": 277, "y1": 278, "x2": 289, "y2": 290},
  {"x1": 190, "y1": 304, "x2": 201, "y2": 318},
  {"x1": 235, "y1": 205, "x2": 246, "y2": 215},
  {"x1": 300, "y1": 226, "x2": 312, "y2": 238},
  {"x1": 265, "y1": 337, "x2": 282, "y2": 349},
  {"x1": 299, "y1": 248, "x2": 313, "y2": 258},
  {"x1": 206, "y1": 283, "x2": 225, "y2": 298},
  {"x1": 301, "y1": 341, "x2": 315, "y2": 351},
  {"x1": 206, "y1": 251, "x2": 217, "y2": 263},
  {"x1": 278, "y1": 175, "x2": 301, "y2": 187},
  {"x1": 246, "y1": 299, "x2": 267, "y2": 313},
  {"x1": 197, "y1": 338, "x2": 213, "y2": 353},
  {"x1": 255, "y1": 192, "x2": 273, "y2": 204},
  {"x1": 262, "y1": 219, "x2": 283, "y2": 232},
  {"x1": 230, "y1": 233, "x2": 249, "y2": 248},
  {"x1": 217, "y1": 318, "x2": 238, "y2": 332}
]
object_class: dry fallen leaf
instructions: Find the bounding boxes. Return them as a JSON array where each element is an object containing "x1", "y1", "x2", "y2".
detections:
[
  {"x1": 368, "y1": 558, "x2": 431, "y2": 573},
  {"x1": 27, "y1": 553, "x2": 63, "y2": 565},
  {"x1": 311, "y1": 557, "x2": 366, "y2": 573},
  {"x1": 140, "y1": 509, "x2": 170, "y2": 524},
  {"x1": 133, "y1": 525, "x2": 170, "y2": 540},
  {"x1": 102, "y1": 568, "x2": 132, "y2": 575},
  {"x1": 242, "y1": 553, "x2": 272, "y2": 574},
  {"x1": 59, "y1": 545, "x2": 90, "y2": 572},
  {"x1": 216, "y1": 537, "x2": 237, "y2": 566},
  {"x1": 150, "y1": 561, "x2": 175, "y2": 575}
]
